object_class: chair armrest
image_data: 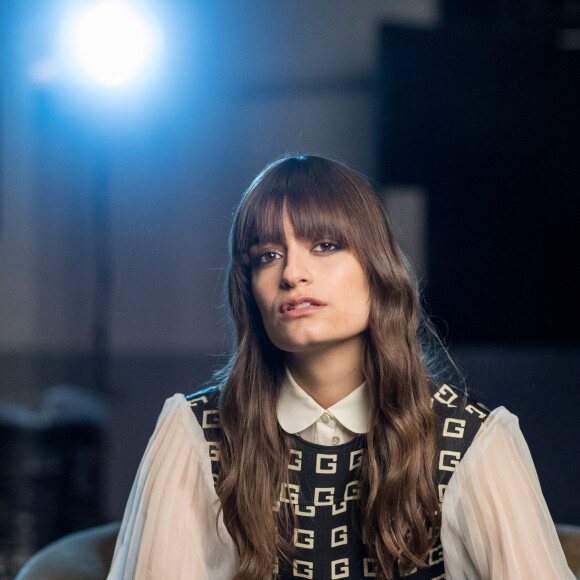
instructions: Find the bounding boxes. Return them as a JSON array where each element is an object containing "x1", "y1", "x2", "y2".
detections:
[
  {"x1": 15, "y1": 521, "x2": 121, "y2": 580},
  {"x1": 557, "y1": 524, "x2": 580, "y2": 579}
]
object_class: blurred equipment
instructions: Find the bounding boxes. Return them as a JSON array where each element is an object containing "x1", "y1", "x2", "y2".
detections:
[{"x1": 0, "y1": 385, "x2": 105, "y2": 580}]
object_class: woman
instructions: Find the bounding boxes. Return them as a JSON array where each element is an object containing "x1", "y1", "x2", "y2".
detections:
[{"x1": 107, "y1": 155, "x2": 573, "y2": 579}]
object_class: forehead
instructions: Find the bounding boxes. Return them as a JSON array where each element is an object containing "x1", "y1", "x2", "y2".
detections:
[{"x1": 245, "y1": 195, "x2": 351, "y2": 248}]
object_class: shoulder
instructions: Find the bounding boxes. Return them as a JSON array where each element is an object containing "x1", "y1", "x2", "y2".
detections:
[
  {"x1": 431, "y1": 384, "x2": 492, "y2": 490},
  {"x1": 185, "y1": 384, "x2": 224, "y2": 440},
  {"x1": 186, "y1": 384, "x2": 223, "y2": 408},
  {"x1": 431, "y1": 383, "x2": 491, "y2": 435}
]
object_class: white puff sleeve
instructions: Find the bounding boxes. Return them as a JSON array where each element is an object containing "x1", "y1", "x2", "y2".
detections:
[
  {"x1": 107, "y1": 394, "x2": 237, "y2": 580},
  {"x1": 441, "y1": 407, "x2": 574, "y2": 579}
]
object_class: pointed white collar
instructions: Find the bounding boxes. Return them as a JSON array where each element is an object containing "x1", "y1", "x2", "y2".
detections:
[{"x1": 277, "y1": 367, "x2": 370, "y2": 435}]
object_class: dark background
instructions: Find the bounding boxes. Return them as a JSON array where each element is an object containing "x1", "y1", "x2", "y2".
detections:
[{"x1": 380, "y1": 22, "x2": 580, "y2": 343}]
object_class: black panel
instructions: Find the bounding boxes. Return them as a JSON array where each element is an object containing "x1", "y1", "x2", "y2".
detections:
[{"x1": 379, "y1": 25, "x2": 580, "y2": 342}]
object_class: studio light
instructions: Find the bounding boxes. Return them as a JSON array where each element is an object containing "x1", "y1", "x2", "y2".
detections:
[{"x1": 64, "y1": 1, "x2": 161, "y2": 87}]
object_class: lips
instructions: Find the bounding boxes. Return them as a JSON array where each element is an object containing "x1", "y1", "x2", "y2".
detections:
[{"x1": 280, "y1": 296, "x2": 326, "y2": 314}]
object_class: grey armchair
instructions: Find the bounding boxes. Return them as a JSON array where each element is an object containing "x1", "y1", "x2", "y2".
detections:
[{"x1": 15, "y1": 522, "x2": 120, "y2": 580}]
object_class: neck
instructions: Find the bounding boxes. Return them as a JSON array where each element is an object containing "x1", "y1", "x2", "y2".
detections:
[{"x1": 286, "y1": 341, "x2": 365, "y2": 408}]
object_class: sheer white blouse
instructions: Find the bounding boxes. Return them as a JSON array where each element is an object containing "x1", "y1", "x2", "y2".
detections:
[{"x1": 107, "y1": 392, "x2": 574, "y2": 579}]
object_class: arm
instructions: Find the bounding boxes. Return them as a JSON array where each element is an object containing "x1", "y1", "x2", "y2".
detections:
[
  {"x1": 107, "y1": 394, "x2": 237, "y2": 580},
  {"x1": 441, "y1": 407, "x2": 575, "y2": 580}
]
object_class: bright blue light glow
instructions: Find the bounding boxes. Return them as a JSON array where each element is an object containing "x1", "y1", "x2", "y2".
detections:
[{"x1": 65, "y1": 2, "x2": 161, "y2": 87}]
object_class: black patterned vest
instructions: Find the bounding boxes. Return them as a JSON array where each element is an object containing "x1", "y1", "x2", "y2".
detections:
[{"x1": 186, "y1": 384, "x2": 489, "y2": 580}]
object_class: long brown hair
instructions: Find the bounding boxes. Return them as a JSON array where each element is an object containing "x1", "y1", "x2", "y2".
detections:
[{"x1": 217, "y1": 155, "x2": 440, "y2": 579}]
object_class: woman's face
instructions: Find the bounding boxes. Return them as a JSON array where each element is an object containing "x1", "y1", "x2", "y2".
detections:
[{"x1": 250, "y1": 210, "x2": 370, "y2": 359}]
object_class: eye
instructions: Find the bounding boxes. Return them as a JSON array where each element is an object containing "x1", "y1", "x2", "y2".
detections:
[
  {"x1": 312, "y1": 241, "x2": 340, "y2": 253},
  {"x1": 253, "y1": 250, "x2": 283, "y2": 265}
]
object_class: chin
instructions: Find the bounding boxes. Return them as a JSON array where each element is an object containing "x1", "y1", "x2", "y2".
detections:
[
  {"x1": 273, "y1": 341, "x2": 317, "y2": 354},
  {"x1": 268, "y1": 333, "x2": 318, "y2": 353},
  {"x1": 274, "y1": 335, "x2": 337, "y2": 354}
]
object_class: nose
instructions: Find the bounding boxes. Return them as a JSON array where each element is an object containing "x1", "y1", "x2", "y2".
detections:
[{"x1": 280, "y1": 247, "x2": 312, "y2": 288}]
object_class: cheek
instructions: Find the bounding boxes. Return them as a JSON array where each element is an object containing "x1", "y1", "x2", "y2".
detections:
[
  {"x1": 250, "y1": 279, "x2": 262, "y2": 314},
  {"x1": 344, "y1": 266, "x2": 370, "y2": 311},
  {"x1": 250, "y1": 276, "x2": 270, "y2": 318},
  {"x1": 356, "y1": 289, "x2": 371, "y2": 322},
  {"x1": 356, "y1": 289, "x2": 371, "y2": 326}
]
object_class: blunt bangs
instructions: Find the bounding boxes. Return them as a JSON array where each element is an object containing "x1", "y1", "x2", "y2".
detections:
[{"x1": 234, "y1": 156, "x2": 379, "y2": 265}]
